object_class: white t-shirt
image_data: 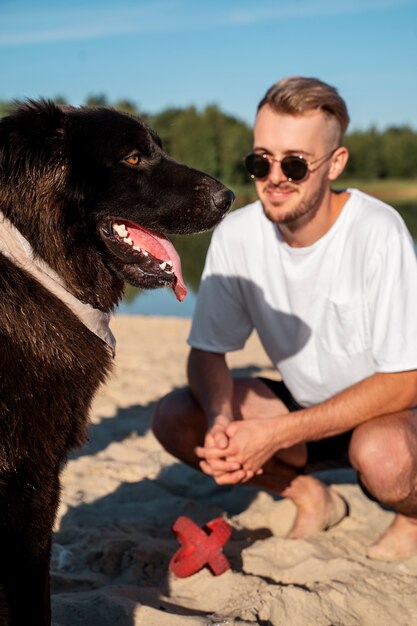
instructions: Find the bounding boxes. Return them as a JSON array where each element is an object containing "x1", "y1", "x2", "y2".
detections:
[{"x1": 188, "y1": 189, "x2": 417, "y2": 407}]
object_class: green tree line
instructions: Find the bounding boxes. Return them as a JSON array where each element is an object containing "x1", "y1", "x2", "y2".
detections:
[{"x1": 1, "y1": 96, "x2": 416, "y2": 183}]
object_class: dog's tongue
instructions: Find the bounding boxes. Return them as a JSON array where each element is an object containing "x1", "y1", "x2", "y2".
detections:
[{"x1": 126, "y1": 223, "x2": 187, "y2": 301}]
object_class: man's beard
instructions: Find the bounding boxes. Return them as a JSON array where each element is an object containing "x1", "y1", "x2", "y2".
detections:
[{"x1": 262, "y1": 178, "x2": 328, "y2": 225}]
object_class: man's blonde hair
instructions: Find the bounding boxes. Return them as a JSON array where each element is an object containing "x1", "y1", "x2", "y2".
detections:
[{"x1": 258, "y1": 76, "x2": 350, "y2": 141}]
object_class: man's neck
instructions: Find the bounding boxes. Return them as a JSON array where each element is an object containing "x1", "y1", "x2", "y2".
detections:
[{"x1": 278, "y1": 190, "x2": 350, "y2": 248}]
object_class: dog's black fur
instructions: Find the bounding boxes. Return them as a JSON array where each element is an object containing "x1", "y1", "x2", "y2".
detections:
[{"x1": 0, "y1": 100, "x2": 233, "y2": 625}]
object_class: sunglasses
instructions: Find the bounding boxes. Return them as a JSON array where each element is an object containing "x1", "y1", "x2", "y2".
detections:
[{"x1": 244, "y1": 148, "x2": 338, "y2": 182}]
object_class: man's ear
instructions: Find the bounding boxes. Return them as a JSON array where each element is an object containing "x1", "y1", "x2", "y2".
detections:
[{"x1": 328, "y1": 146, "x2": 349, "y2": 181}]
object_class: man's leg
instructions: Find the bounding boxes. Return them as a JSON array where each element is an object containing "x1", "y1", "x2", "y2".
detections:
[
  {"x1": 152, "y1": 377, "x2": 304, "y2": 469},
  {"x1": 349, "y1": 408, "x2": 417, "y2": 560},
  {"x1": 152, "y1": 378, "x2": 347, "y2": 537}
]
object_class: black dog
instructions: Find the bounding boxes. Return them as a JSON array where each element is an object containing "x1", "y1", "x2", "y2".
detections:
[{"x1": 0, "y1": 100, "x2": 233, "y2": 625}]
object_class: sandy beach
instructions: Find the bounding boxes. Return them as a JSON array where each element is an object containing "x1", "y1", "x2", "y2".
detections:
[{"x1": 51, "y1": 315, "x2": 417, "y2": 626}]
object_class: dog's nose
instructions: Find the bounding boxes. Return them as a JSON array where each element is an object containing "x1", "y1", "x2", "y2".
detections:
[{"x1": 212, "y1": 189, "x2": 235, "y2": 213}]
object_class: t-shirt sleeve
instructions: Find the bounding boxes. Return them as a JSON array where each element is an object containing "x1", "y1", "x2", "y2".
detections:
[
  {"x1": 187, "y1": 225, "x2": 254, "y2": 352},
  {"x1": 367, "y1": 231, "x2": 417, "y2": 372}
]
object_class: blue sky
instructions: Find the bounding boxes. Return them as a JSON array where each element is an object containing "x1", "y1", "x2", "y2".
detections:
[{"x1": 1, "y1": 0, "x2": 417, "y2": 131}]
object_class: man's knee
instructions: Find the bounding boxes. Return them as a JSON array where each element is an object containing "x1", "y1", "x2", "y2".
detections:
[
  {"x1": 152, "y1": 387, "x2": 189, "y2": 438},
  {"x1": 151, "y1": 387, "x2": 206, "y2": 458},
  {"x1": 152, "y1": 390, "x2": 175, "y2": 442},
  {"x1": 349, "y1": 417, "x2": 416, "y2": 502}
]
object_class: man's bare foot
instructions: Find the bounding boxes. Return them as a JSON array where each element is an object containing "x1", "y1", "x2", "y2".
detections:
[
  {"x1": 283, "y1": 475, "x2": 348, "y2": 539},
  {"x1": 367, "y1": 514, "x2": 417, "y2": 561}
]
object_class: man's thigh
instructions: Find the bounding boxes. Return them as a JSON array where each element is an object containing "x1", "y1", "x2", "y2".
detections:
[
  {"x1": 234, "y1": 377, "x2": 308, "y2": 468},
  {"x1": 252, "y1": 378, "x2": 355, "y2": 472},
  {"x1": 232, "y1": 377, "x2": 291, "y2": 421}
]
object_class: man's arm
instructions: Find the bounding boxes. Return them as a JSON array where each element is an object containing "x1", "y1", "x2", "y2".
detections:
[
  {"x1": 187, "y1": 348, "x2": 250, "y2": 480},
  {"x1": 214, "y1": 369, "x2": 417, "y2": 474},
  {"x1": 187, "y1": 348, "x2": 233, "y2": 430}
]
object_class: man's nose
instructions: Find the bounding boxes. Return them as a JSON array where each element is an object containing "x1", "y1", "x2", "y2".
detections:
[{"x1": 268, "y1": 160, "x2": 287, "y2": 184}]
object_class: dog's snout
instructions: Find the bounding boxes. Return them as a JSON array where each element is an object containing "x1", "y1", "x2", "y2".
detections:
[{"x1": 212, "y1": 189, "x2": 235, "y2": 213}]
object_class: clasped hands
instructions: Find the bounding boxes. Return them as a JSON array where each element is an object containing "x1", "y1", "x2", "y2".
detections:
[{"x1": 194, "y1": 414, "x2": 280, "y2": 485}]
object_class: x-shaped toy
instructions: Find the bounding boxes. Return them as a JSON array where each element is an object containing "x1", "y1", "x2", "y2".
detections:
[{"x1": 169, "y1": 516, "x2": 232, "y2": 578}]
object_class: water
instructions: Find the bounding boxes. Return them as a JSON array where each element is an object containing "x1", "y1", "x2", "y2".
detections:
[{"x1": 117, "y1": 283, "x2": 197, "y2": 318}]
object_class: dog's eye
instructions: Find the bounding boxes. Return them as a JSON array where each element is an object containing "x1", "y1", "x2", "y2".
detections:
[{"x1": 124, "y1": 154, "x2": 140, "y2": 166}]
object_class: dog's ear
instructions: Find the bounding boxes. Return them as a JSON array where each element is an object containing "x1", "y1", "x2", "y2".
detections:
[{"x1": 0, "y1": 100, "x2": 66, "y2": 170}]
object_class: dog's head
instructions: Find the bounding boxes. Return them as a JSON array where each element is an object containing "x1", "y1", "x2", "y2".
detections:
[{"x1": 0, "y1": 100, "x2": 234, "y2": 307}]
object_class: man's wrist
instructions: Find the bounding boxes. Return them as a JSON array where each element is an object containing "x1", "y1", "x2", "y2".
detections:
[{"x1": 270, "y1": 412, "x2": 303, "y2": 450}]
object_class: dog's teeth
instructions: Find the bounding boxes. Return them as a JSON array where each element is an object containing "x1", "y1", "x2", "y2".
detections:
[
  {"x1": 142, "y1": 251, "x2": 149, "y2": 257},
  {"x1": 123, "y1": 237, "x2": 133, "y2": 246},
  {"x1": 133, "y1": 245, "x2": 141, "y2": 252},
  {"x1": 167, "y1": 260, "x2": 173, "y2": 267},
  {"x1": 113, "y1": 223, "x2": 128, "y2": 237},
  {"x1": 113, "y1": 223, "x2": 128, "y2": 238},
  {"x1": 159, "y1": 262, "x2": 167, "y2": 270}
]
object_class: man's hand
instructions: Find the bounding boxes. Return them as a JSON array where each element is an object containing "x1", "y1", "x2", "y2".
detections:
[
  {"x1": 195, "y1": 415, "x2": 253, "y2": 484},
  {"x1": 204, "y1": 414, "x2": 230, "y2": 450},
  {"x1": 195, "y1": 415, "x2": 276, "y2": 485},
  {"x1": 222, "y1": 418, "x2": 281, "y2": 474}
]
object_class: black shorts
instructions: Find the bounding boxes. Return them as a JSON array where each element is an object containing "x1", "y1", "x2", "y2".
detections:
[{"x1": 258, "y1": 377, "x2": 352, "y2": 473}]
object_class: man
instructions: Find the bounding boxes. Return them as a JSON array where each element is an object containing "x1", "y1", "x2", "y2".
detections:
[{"x1": 152, "y1": 76, "x2": 417, "y2": 560}]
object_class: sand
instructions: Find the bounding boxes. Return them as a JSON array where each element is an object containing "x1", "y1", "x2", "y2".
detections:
[{"x1": 51, "y1": 315, "x2": 417, "y2": 626}]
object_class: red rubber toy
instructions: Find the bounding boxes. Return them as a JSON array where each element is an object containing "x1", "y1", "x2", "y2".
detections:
[{"x1": 169, "y1": 516, "x2": 232, "y2": 578}]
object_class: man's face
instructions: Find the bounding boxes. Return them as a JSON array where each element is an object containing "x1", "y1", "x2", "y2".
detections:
[{"x1": 252, "y1": 105, "x2": 338, "y2": 225}]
